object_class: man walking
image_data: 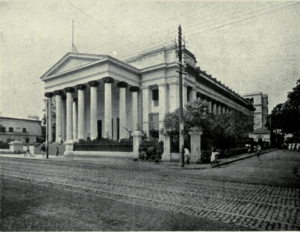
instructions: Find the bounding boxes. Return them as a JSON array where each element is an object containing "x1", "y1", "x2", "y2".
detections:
[{"x1": 256, "y1": 144, "x2": 261, "y2": 160}]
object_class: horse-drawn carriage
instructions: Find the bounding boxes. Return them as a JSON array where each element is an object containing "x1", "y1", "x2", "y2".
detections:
[{"x1": 138, "y1": 140, "x2": 164, "y2": 161}]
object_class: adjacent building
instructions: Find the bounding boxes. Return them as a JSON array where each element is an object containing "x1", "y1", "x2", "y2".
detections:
[
  {"x1": 243, "y1": 92, "x2": 270, "y2": 144},
  {"x1": 0, "y1": 117, "x2": 43, "y2": 143},
  {"x1": 40, "y1": 44, "x2": 255, "y2": 151}
]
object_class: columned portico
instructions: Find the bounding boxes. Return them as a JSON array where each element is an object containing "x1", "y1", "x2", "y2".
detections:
[
  {"x1": 117, "y1": 81, "x2": 128, "y2": 140},
  {"x1": 103, "y1": 77, "x2": 114, "y2": 139},
  {"x1": 212, "y1": 101, "x2": 217, "y2": 114},
  {"x1": 73, "y1": 98, "x2": 78, "y2": 141},
  {"x1": 44, "y1": 92, "x2": 54, "y2": 142},
  {"x1": 130, "y1": 86, "x2": 140, "y2": 132},
  {"x1": 76, "y1": 84, "x2": 86, "y2": 140},
  {"x1": 207, "y1": 97, "x2": 212, "y2": 113},
  {"x1": 54, "y1": 90, "x2": 63, "y2": 142},
  {"x1": 88, "y1": 81, "x2": 99, "y2": 140},
  {"x1": 64, "y1": 87, "x2": 74, "y2": 141},
  {"x1": 217, "y1": 103, "x2": 222, "y2": 115}
]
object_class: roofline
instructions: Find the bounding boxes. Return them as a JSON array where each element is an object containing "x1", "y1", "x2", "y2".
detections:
[{"x1": 0, "y1": 116, "x2": 42, "y2": 123}]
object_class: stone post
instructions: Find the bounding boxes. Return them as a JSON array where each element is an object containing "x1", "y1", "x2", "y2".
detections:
[
  {"x1": 88, "y1": 81, "x2": 99, "y2": 140},
  {"x1": 129, "y1": 86, "x2": 140, "y2": 132},
  {"x1": 188, "y1": 128, "x2": 203, "y2": 163},
  {"x1": 76, "y1": 84, "x2": 86, "y2": 140},
  {"x1": 132, "y1": 131, "x2": 143, "y2": 158},
  {"x1": 103, "y1": 77, "x2": 114, "y2": 139},
  {"x1": 162, "y1": 133, "x2": 171, "y2": 161},
  {"x1": 117, "y1": 81, "x2": 128, "y2": 140}
]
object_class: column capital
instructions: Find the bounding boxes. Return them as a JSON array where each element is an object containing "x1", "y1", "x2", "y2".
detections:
[
  {"x1": 64, "y1": 87, "x2": 75, "y2": 93},
  {"x1": 129, "y1": 86, "x2": 140, "y2": 92},
  {"x1": 117, "y1": 81, "x2": 128, "y2": 88},
  {"x1": 76, "y1": 84, "x2": 86, "y2": 91},
  {"x1": 88, "y1": 81, "x2": 99, "y2": 87},
  {"x1": 54, "y1": 90, "x2": 63, "y2": 96},
  {"x1": 44, "y1": 92, "x2": 54, "y2": 98},
  {"x1": 158, "y1": 83, "x2": 166, "y2": 87},
  {"x1": 102, "y1": 77, "x2": 114, "y2": 84}
]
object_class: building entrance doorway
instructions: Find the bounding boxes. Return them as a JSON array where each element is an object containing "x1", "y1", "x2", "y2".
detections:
[{"x1": 97, "y1": 120, "x2": 102, "y2": 139}]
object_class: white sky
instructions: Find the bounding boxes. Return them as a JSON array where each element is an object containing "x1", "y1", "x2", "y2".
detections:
[{"x1": 0, "y1": 1, "x2": 300, "y2": 119}]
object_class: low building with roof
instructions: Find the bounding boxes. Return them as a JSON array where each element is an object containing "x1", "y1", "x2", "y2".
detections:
[{"x1": 0, "y1": 116, "x2": 43, "y2": 144}]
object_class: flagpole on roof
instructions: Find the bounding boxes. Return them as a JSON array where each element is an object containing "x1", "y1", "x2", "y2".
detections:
[{"x1": 72, "y1": 19, "x2": 78, "y2": 53}]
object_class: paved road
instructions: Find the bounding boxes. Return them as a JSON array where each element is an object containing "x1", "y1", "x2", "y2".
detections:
[{"x1": 1, "y1": 149, "x2": 300, "y2": 230}]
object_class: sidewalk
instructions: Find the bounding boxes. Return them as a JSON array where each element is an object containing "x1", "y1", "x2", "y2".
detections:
[{"x1": 0, "y1": 149, "x2": 277, "y2": 167}]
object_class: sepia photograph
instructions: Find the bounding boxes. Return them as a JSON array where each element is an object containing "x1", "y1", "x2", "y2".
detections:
[{"x1": 0, "y1": 1, "x2": 300, "y2": 231}]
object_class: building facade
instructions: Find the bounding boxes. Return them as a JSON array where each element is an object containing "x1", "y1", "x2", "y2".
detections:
[
  {"x1": 0, "y1": 117, "x2": 43, "y2": 143},
  {"x1": 243, "y1": 92, "x2": 270, "y2": 143},
  {"x1": 40, "y1": 45, "x2": 255, "y2": 149}
]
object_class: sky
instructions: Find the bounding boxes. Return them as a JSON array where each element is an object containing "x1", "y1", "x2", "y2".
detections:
[{"x1": 0, "y1": 1, "x2": 300, "y2": 119}]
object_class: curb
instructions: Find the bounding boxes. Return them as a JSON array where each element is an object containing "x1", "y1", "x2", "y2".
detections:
[{"x1": 211, "y1": 149, "x2": 276, "y2": 168}]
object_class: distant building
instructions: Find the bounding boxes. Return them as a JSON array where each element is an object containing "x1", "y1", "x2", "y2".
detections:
[
  {"x1": 0, "y1": 117, "x2": 43, "y2": 143},
  {"x1": 243, "y1": 92, "x2": 270, "y2": 144}
]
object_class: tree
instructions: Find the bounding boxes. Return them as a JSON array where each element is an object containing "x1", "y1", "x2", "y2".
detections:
[
  {"x1": 266, "y1": 79, "x2": 300, "y2": 137},
  {"x1": 163, "y1": 100, "x2": 253, "y2": 150}
]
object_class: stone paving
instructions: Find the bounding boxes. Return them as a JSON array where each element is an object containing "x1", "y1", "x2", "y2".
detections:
[{"x1": 1, "y1": 152, "x2": 300, "y2": 231}]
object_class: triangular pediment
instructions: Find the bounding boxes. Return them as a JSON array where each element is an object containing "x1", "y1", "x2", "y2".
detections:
[{"x1": 41, "y1": 53, "x2": 107, "y2": 79}]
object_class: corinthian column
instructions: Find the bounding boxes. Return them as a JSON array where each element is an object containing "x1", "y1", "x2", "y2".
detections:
[
  {"x1": 103, "y1": 77, "x2": 114, "y2": 139},
  {"x1": 76, "y1": 84, "x2": 86, "y2": 140},
  {"x1": 158, "y1": 83, "x2": 166, "y2": 130},
  {"x1": 44, "y1": 92, "x2": 54, "y2": 142},
  {"x1": 117, "y1": 81, "x2": 128, "y2": 140},
  {"x1": 130, "y1": 86, "x2": 140, "y2": 132},
  {"x1": 54, "y1": 90, "x2": 62, "y2": 143},
  {"x1": 64, "y1": 87, "x2": 74, "y2": 141},
  {"x1": 73, "y1": 98, "x2": 78, "y2": 140},
  {"x1": 88, "y1": 81, "x2": 99, "y2": 140},
  {"x1": 61, "y1": 95, "x2": 66, "y2": 141}
]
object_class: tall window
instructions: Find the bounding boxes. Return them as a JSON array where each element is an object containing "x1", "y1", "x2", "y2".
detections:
[
  {"x1": 152, "y1": 89, "x2": 159, "y2": 107},
  {"x1": 149, "y1": 113, "x2": 159, "y2": 130},
  {"x1": 23, "y1": 128, "x2": 27, "y2": 133},
  {"x1": 9, "y1": 127, "x2": 13, "y2": 132}
]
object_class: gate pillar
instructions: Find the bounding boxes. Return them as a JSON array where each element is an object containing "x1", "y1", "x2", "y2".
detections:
[{"x1": 188, "y1": 128, "x2": 203, "y2": 163}]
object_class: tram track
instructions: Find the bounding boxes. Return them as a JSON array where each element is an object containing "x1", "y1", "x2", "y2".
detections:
[
  {"x1": 2, "y1": 172, "x2": 300, "y2": 231},
  {"x1": 1, "y1": 162, "x2": 299, "y2": 203}
]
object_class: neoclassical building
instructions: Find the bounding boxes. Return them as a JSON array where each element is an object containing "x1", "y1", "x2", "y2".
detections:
[{"x1": 41, "y1": 45, "x2": 255, "y2": 148}]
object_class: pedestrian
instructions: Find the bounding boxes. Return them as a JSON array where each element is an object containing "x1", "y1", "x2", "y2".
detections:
[
  {"x1": 23, "y1": 144, "x2": 28, "y2": 157},
  {"x1": 26, "y1": 145, "x2": 30, "y2": 157},
  {"x1": 40, "y1": 143, "x2": 46, "y2": 157},
  {"x1": 56, "y1": 146, "x2": 59, "y2": 157},
  {"x1": 211, "y1": 147, "x2": 220, "y2": 168},
  {"x1": 256, "y1": 144, "x2": 261, "y2": 160},
  {"x1": 184, "y1": 147, "x2": 191, "y2": 165},
  {"x1": 29, "y1": 144, "x2": 35, "y2": 157}
]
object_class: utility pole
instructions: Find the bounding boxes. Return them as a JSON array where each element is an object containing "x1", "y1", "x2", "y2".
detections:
[
  {"x1": 46, "y1": 99, "x2": 49, "y2": 159},
  {"x1": 178, "y1": 25, "x2": 184, "y2": 167}
]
